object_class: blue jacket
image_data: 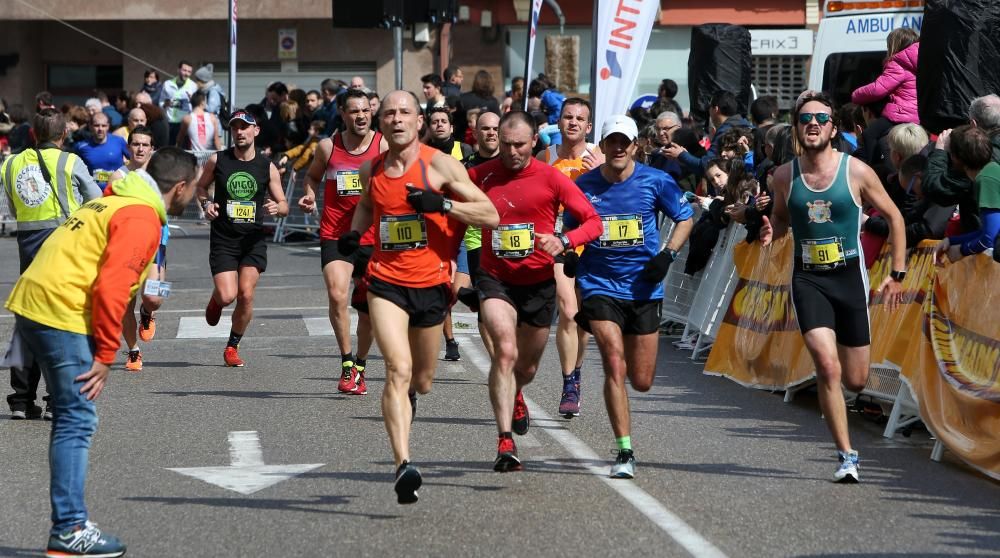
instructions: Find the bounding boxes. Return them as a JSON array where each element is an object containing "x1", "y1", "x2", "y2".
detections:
[{"x1": 679, "y1": 115, "x2": 752, "y2": 177}]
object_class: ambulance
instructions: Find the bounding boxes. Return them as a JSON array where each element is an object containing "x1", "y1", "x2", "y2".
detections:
[{"x1": 807, "y1": 0, "x2": 924, "y2": 107}]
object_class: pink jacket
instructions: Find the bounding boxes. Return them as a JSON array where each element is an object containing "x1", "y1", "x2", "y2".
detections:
[{"x1": 851, "y1": 42, "x2": 920, "y2": 124}]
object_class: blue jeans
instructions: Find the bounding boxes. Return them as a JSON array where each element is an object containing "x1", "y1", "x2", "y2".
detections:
[{"x1": 16, "y1": 316, "x2": 98, "y2": 535}]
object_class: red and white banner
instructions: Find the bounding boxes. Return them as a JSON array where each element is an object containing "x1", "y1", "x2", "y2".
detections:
[
  {"x1": 592, "y1": 0, "x2": 659, "y2": 134},
  {"x1": 523, "y1": 0, "x2": 545, "y2": 110}
]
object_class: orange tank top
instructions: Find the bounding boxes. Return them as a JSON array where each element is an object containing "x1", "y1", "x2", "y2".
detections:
[{"x1": 368, "y1": 144, "x2": 456, "y2": 288}]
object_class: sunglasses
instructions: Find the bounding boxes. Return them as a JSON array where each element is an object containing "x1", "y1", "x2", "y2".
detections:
[{"x1": 798, "y1": 112, "x2": 832, "y2": 125}]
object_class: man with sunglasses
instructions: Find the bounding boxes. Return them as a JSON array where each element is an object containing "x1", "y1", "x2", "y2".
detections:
[{"x1": 760, "y1": 91, "x2": 906, "y2": 483}]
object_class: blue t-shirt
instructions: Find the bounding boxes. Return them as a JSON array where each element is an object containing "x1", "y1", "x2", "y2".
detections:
[
  {"x1": 75, "y1": 135, "x2": 130, "y2": 187},
  {"x1": 565, "y1": 163, "x2": 694, "y2": 301}
]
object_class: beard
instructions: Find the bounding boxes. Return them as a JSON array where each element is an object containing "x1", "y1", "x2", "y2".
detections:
[{"x1": 796, "y1": 130, "x2": 832, "y2": 153}]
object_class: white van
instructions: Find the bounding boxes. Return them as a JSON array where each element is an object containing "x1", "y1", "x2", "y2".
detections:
[{"x1": 808, "y1": 1, "x2": 924, "y2": 107}]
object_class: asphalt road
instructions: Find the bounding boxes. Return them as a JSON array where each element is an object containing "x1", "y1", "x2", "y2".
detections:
[{"x1": 1, "y1": 226, "x2": 998, "y2": 557}]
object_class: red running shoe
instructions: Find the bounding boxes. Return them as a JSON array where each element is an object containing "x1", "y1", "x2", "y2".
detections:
[
  {"x1": 205, "y1": 297, "x2": 222, "y2": 326},
  {"x1": 337, "y1": 364, "x2": 357, "y2": 393},
  {"x1": 350, "y1": 369, "x2": 368, "y2": 395},
  {"x1": 223, "y1": 346, "x2": 244, "y2": 367},
  {"x1": 493, "y1": 436, "x2": 522, "y2": 472},
  {"x1": 512, "y1": 390, "x2": 529, "y2": 435}
]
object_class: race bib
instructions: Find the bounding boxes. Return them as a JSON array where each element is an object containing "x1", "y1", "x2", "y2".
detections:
[
  {"x1": 380, "y1": 214, "x2": 427, "y2": 250},
  {"x1": 95, "y1": 170, "x2": 113, "y2": 184},
  {"x1": 800, "y1": 237, "x2": 845, "y2": 271},
  {"x1": 492, "y1": 223, "x2": 534, "y2": 258},
  {"x1": 335, "y1": 170, "x2": 362, "y2": 196},
  {"x1": 599, "y1": 214, "x2": 644, "y2": 248},
  {"x1": 142, "y1": 280, "x2": 172, "y2": 298},
  {"x1": 227, "y1": 200, "x2": 257, "y2": 223}
]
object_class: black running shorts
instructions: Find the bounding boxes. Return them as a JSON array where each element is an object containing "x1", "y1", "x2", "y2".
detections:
[
  {"x1": 474, "y1": 268, "x2": 556, "y2": 328},
  {"x1": 349, "y1": 246, "x2": 375, "y2": 314},
  {"x1": 577, "y1": 295, "x2": 662, "y2": 335},
  {"x1": 321, "y1": 240, "x2": 374, "y2": 276},
  {"x1": 791, "y1": 257, "x2": 870, "y2": 347},
  {"x1": 209, "y1": 228, "x2": 268, "y2": 275},
  {"x1": 366, "y1": 277, "x2": 451, "y2": 328}
]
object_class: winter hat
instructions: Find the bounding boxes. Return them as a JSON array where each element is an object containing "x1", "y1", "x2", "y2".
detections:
[{"x1": 194, "y1": 63, "x2": 214, "y2": 83}]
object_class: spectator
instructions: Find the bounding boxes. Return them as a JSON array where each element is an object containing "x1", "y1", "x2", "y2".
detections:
[
  {"x1": 924, "y1": 94, "x2": 1000, "y2": 234},
  {"x1": 502, "y1": 76, "x2": 525, "y2": 113},
  {"x1": 756, "y1": 123, "x2": 791, "y2": 186},
  {"x1": 276, "y1": 120, "x2": 325, "y2": 172},
  {"x1": 685, "y1": 157, "x2": 747, "y2": 274},
  {"x1": 663, "y1": 90, "x2": 752, "y2": 177},
  {"x1": 134, "y1": 91, "x2": 170, "y2": 149},
  {"x1": 64, "y1": 106, "x2": 92, "y2": 149},
  {"x1": 527, "y1": 74, "x2": 565, "y2": 144},
  {"x1": 262, "y1": 81, "x2": 289, "y2": 120},
  {"x1": 838, "y1": 103, "x2": 862, "y2": 152},
  {"x1": 442, "y1": 66, "x2": 463, "y2": 98},
  {"x1": 937, "y1": 125, "x2": 1000, "y2": 262},
  {"x1": 456, "y1": 70, "x2": 501, "y2": 142},
  {"x1": 177, "y1": 91, "x2": 222, "y2": 151},
  {"x1": 750, "y1": 95, "x2": 779, "y2": 166},
  {"x1": 304, "y1": 89, "x2": 323, "y2": 121},
  {"x1": 424, "y1": 106, "x2": 473, "y2": 160},
  {"x1": 193, "y1": 63, "x2": 225, "y2": 116},
  {"x1": 95, "y1": 91, "x2": 123, "y2": 128},
  {"x1": 317, "y1": 78, "x2": 346, "y2": 136},
  {"x1": 35, "y1": 91, "x2": 56, "y2": 113},
  {"x1": 113, "y1": 107, "x2": 147, "y2": 140},
  {"x1": 851, "y1": 28, "x2": 920, "y2": 164},
  {"x1": 421, "y1": 73, "x2": 447, "y2": 110},
  {"x1": 657, "y1": 78, "x2": 685, "y2": 118},
  {"x1": 349, "y1": 76, "x2": 365, "y2": 90},
  {"x1": 161, "y1": 60, "x2": 198, "y2": 145},
  {"x1": 367, "y1": 90, "x2": 381, "y2": 126},
  {"x1": 113, "y1": 91, "x2": 131, "y2": 122},
  {"x1": 141, "y1": 69, "x2": 162, "y2": 102},
  {"x1": 279, "y1": 99, "x2": 308, "y2": 148},
  {"x1": 897, "y1": 154, "x2": 957, "y2": 247},
  {"x1": 84, "y1": 98, "x2": 102, "y2": 119},
  {"x1": 647, "y1": 111, "x2": 683, "y2": 181}
]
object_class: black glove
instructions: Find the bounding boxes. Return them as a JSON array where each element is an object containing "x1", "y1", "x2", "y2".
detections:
[
  {"x1": 337, "y1": 231, "x2": 361, "y2": 257},
  {"x1": 406, "y1": 185, "x2": 446, "y2": 214},
  {"x1": 562, "y1": 250, "x2": 580, "y2": 278},
  {"x1": 457, "y1": 286, "x2": 480, "y2": 312},
  {"x1": 640, "y1": 250, "x2": 675, "y2": 283}
]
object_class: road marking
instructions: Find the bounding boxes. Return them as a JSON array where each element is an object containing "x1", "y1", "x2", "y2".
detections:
[
  {"x1": 463, "y1": 343, "x2": 729, "y2": 558},
  {"x1": 303, "y1": 315, "x2": 359, "y2": 337},
  {"x1": 168, "y1": 431, "x2": 324, "y2": 495},
  {"x1": 176, "y1": 316, "x2": 233, "y2": 338}
]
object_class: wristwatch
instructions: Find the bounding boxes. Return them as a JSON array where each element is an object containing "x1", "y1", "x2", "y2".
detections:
[
  {"x1": 559, "y1": 234, "x2": 571, "y2": 251},
  {"x1": 890, "y1": 270, "x2": 907, "y2": 282},
  {"x1": 441, "y1": 199, "x2": 453, "y2": 214}
]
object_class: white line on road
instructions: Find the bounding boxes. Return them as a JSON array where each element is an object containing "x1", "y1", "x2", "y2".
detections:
[
  {"x1": 176, "y1": 317, "x2": 233, "y2": 338},
  {"x1": 463, "y1": 343, "x2": 729, "y2": 558}
]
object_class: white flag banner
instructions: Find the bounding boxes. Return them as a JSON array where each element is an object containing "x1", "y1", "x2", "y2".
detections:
[
  {"x1": 523, "y1": 0, "x2": 545, "y2": 110},
  {"x1": 592, "y1": 0, "x2": 659, "y2": 135}
]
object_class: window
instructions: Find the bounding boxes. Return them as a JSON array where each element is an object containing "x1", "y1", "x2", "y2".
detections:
[
  {"x1": 47, "y1": 64, "x2": 123, "y2": 106},
  {"x1": 821, "y1": 52, "x2": 885, "y2": 108},
  {"x1": 751, "y1": 55, "x2": 809, "y2": 112}
]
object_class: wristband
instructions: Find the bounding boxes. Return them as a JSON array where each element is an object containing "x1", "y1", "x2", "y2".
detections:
[{"x1": 559, "y1": 234, "x2": 571, "y2": 251}]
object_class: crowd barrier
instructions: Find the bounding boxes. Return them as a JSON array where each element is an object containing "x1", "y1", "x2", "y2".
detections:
[
  {"x1": 697, "y1": 234, "x2": 1000, "y2": 480},
  {"x1": 272, "y1": 168, "x2": 319, "y2": 243},
  {"x1": 0, "y1": 153, "x2": 12, "y2": 233},
  {"x1": 660, "y1": 207, "x2": 705, "y2": 339}
]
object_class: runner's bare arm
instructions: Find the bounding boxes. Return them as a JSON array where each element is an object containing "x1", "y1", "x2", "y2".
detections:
[
  {"x1": 175, "y1": 115, "x2": 190, "y2": 148},
  {"x1": 213, "y1": 115, "x2": 223, "y2": 150},
  {"x1": 854, "y1": 158, "x2": 906, "y2": 273},
  {"x1": 195, "y1": 153, "x2": 219, "y2": 219},
  {"x1": 431, "y1": 152, "x2": 500, "y2": 229},
  {"x1": 300, "y1": 137, "x2": 332, "y2": 213},
  {"x1": 265, "y1": 162, "x2": 289, "y2": 217},
  {"x1": 349, "y1": 160, "x2": 375, "y2": 234},
  {"x1": 665, "y1": 218, "x2": 694, "y2": 254}
]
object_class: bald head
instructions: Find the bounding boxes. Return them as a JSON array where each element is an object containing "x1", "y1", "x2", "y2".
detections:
[
  {"x1": 476, "y1": 111, "x2": 500, "y2": 156},
  {"x1": 127, "y1": 108, "x2": 147, "y2": 129},
  {"x1": 90, "y1": 111, "x2": 110, "y2": 142},
  {"x1": 350, "y1": 76, "x2": 365, "y2": 89},
  {"x1": 380, "y1": 90, "x2": 425, "y2": 149}
]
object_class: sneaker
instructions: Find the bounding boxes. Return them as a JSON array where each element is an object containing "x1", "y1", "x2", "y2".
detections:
[
  {"x1": 24, "y1": 404, "x2": 43, "y2": 420},
  {"x1": 394, "y1": 461, "x2": 422, "y2": 504},
  {"x1": 46, "y1": 520, "x2": 126, "y2": 557},
  {"x1": 124, "y1": 350, "x2": 142, "y2": 372},
  {"x1": 10, "y1": 409, "x2": 27, "y2": 420},
  {"x1": 493, "y1": 436, "x2": 523, "y2": 472},
  {"x1": 833, "y1": 450, "x2": 860, "y2": 483},
  {"x1": 610, "y1": 449, "x2": 636, "y2": 479},
  {"x1": 223, "y1": 346, "x2": 244, "y2": 367},
  {"x1": 205, "y1": 297, "x2": 222, "y2": 326},
  {"x1": 43, "y1": 400, "x2": 53, "y2": 421},
  {"x1": 444, "y1": 339, "x2": 461, "y2": 361},
  {"x1": 138, "y1": 308, "x2": 156, "y2": 342},
  {"x1": 409, "y1": 391, "x2": 417, "y2": 423},
  {"x1": 559, "y1": 380, "x2": 580, "y2": 418},
  {"x1": 512, "y1": 390, "x2": 529, "y2": 435},
  {"x1": 349, "y1": 369, "x2": 367, "y2": 395},
  {"x1": 337, "y1": 364, "x2": 357, "y2": 393}
]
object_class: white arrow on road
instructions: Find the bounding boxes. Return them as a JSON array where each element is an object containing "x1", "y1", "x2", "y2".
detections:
[{"x1": 168, "y1": 431, "x2": 324, "y2": 495}]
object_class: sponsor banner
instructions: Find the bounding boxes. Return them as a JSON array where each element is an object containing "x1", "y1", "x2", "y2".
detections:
[
  {"x1": 703, "y1": 236, "x2": 815, "y2": 390},
  {"x1": 523, "y1": 0, "x2": 544, "y2": 110},
  {"x1": 905, "y1": 254, "x2": 1000, "y2": 479},
  {"x1": 593, "y1": 0, "x2": 660, "y2": 136},
  {"x1": 867, "y1": 240, "x2": 938, "y2": 368}
]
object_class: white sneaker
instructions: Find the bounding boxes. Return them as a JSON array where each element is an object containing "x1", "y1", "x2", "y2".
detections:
[
  {"x1": 833, "y1": 450, "x2": 859, "y2": 483},
  {"x1": 610, "y1": 449, "x2": 636, "y2": 479}
]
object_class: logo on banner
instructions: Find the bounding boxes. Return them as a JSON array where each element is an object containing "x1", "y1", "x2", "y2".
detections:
[
  {"x1": 599, "y1": 0, "x2": 642, "y2": 80},
  {"x1": 925, "y1": 284, "x2": 1000, "y2": 402}
]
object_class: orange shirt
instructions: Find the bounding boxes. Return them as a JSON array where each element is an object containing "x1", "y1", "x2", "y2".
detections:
[{"x1": 367, "y1": 144, "x2": 457, "y2": 288}]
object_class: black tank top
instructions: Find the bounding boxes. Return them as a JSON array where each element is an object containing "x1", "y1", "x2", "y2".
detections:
[{"x1": 212, "y1": 147, "x2": 272, "y2": 235}]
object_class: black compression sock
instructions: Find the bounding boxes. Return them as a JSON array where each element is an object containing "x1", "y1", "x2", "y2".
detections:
[{"x1": 227, "y1": 331, "x2": 243, "y2": 348}]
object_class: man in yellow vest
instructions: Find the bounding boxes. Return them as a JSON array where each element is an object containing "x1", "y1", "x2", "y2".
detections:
[
  {"x1": 1, "y1": 108, "x2": 102, "y2": 420},
  {"x1": 4, "y1": 147, "x2": 198, "y2": 557}
]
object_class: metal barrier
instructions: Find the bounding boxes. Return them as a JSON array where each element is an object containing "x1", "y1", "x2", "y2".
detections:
[
  {"x1": 272, "y1": 167, "x2": 319, "y2": 243},
  {"x1": 684, "y1": 223, "x2": 746, "y2": 359},
  {"x1": 660, "y1": 207, "x2": 705, "y2": 331},
  {"x1": 0, "y1": 152, "x2": 13, "y2": 234}
]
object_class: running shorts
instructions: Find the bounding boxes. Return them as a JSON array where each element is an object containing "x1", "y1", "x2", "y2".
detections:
[
  {"x1": 367, "y1": 277, "x2": 451, "y2": 327},
  {"x1": 209, "y1": 228, "x2": 268, "y2": 275},
  {"x1": 474, "y1": 268, "x2": 556, "y2": 328},
  {"x1": 791, "y1": 257, "x2": 870, "y2": 347},
  {"x1": 321, "y1": 239, "x2": 374, "y2": 274},
  {"x1": 576, "y1": 295, "x2": 661, "y2": 335}
]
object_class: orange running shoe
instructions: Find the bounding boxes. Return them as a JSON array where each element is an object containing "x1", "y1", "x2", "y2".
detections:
[
  {"x1": 224, "y1": 346, "x2": 245, "y2": 367},
  {"x1": 125, "y1": 350, "x2": 143, "y2": 372},
  {"x1": 138, "y1": 308, "x2": 156, "y2": 342}
]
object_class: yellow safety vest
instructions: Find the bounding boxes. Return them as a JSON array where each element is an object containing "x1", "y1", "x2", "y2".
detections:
[{"x1": 1, "y1": 147, "x2": 81, "y2": 230}]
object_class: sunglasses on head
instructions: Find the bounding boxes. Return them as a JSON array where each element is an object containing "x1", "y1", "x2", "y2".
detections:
[{"x1": 798, "y1": 112, "x2": 832, "y2": 125}]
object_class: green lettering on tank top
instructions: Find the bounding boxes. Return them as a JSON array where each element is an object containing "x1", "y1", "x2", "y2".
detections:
[{"x1": 226, "y1": 171, "x2": 259, "y2": 200}]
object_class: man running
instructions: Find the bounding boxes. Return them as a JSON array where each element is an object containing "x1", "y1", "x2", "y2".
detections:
[
  {"x1": 760, "y1": 91, "x2": 906, "y2": 483},
  {"x1": 108, "y1": 126, "x2": 163, "y2": 371},
  {"x1": 537, "y1": 97, "x2": 604, "y2": 418},
  {"x1": 341, "y1": 90, "x2": 498, "y2": 503},
  {"x1": 299, "y1": 88, "x2": 387, "y2": 394},
  {"x1": 196, "y1": 110, "x2": 289, "y2": 367},
  {"x1": 567, "y1": 115, "x2": 694, "y2": 479},
  {"x1": 468, "y1": 111, "x2": 602, "y2": 472},
  {"x1": 74, "y1": 112, "x2": 130, "y2": 190}
]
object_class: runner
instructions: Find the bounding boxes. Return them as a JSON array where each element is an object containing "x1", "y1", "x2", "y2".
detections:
[
  {"x1": 299, "y1": 88, "x2": 387, "y2": 394},
  {"x1": 567, "y1": 115, "x2": 694, "y2": 479},
  {"x1": 467, "y1": 110, "x2": 602, "y2": 472},
  {"x1": 340, "y1": 90, "x2": 498, "y2": 503},
  {"x1": 536, "y1": 97, "x2": 604, "y2": 418},
  {"x1": 760, "y1": 91, "x2": 906, "y2": 483},
  {"x1": 74, "y1": 112, "x2": 130, "y2": 190},
  {"x1": 108, "y1": 126, "x2": 164, "y2": 372},
  {"x1": 195, "y1": 109, "x2": 289, "y2": 367}
]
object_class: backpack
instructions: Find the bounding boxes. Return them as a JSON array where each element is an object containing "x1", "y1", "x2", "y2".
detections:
[{"x1": 214, "y1": 87, "x2": 231, "y2": 129}]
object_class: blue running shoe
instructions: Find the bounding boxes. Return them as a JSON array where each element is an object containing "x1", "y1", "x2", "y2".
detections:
[
  {"x1": 46, "y1": 521, "x2": 126, "y2": 557},
  {"x1": 834, "y1": 450, "x2": 859, "y2": 483}
]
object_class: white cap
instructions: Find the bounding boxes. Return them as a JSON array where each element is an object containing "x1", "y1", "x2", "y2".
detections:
[{"x1": 600, "y1": 115, "x2": 639, "y2": 142}]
